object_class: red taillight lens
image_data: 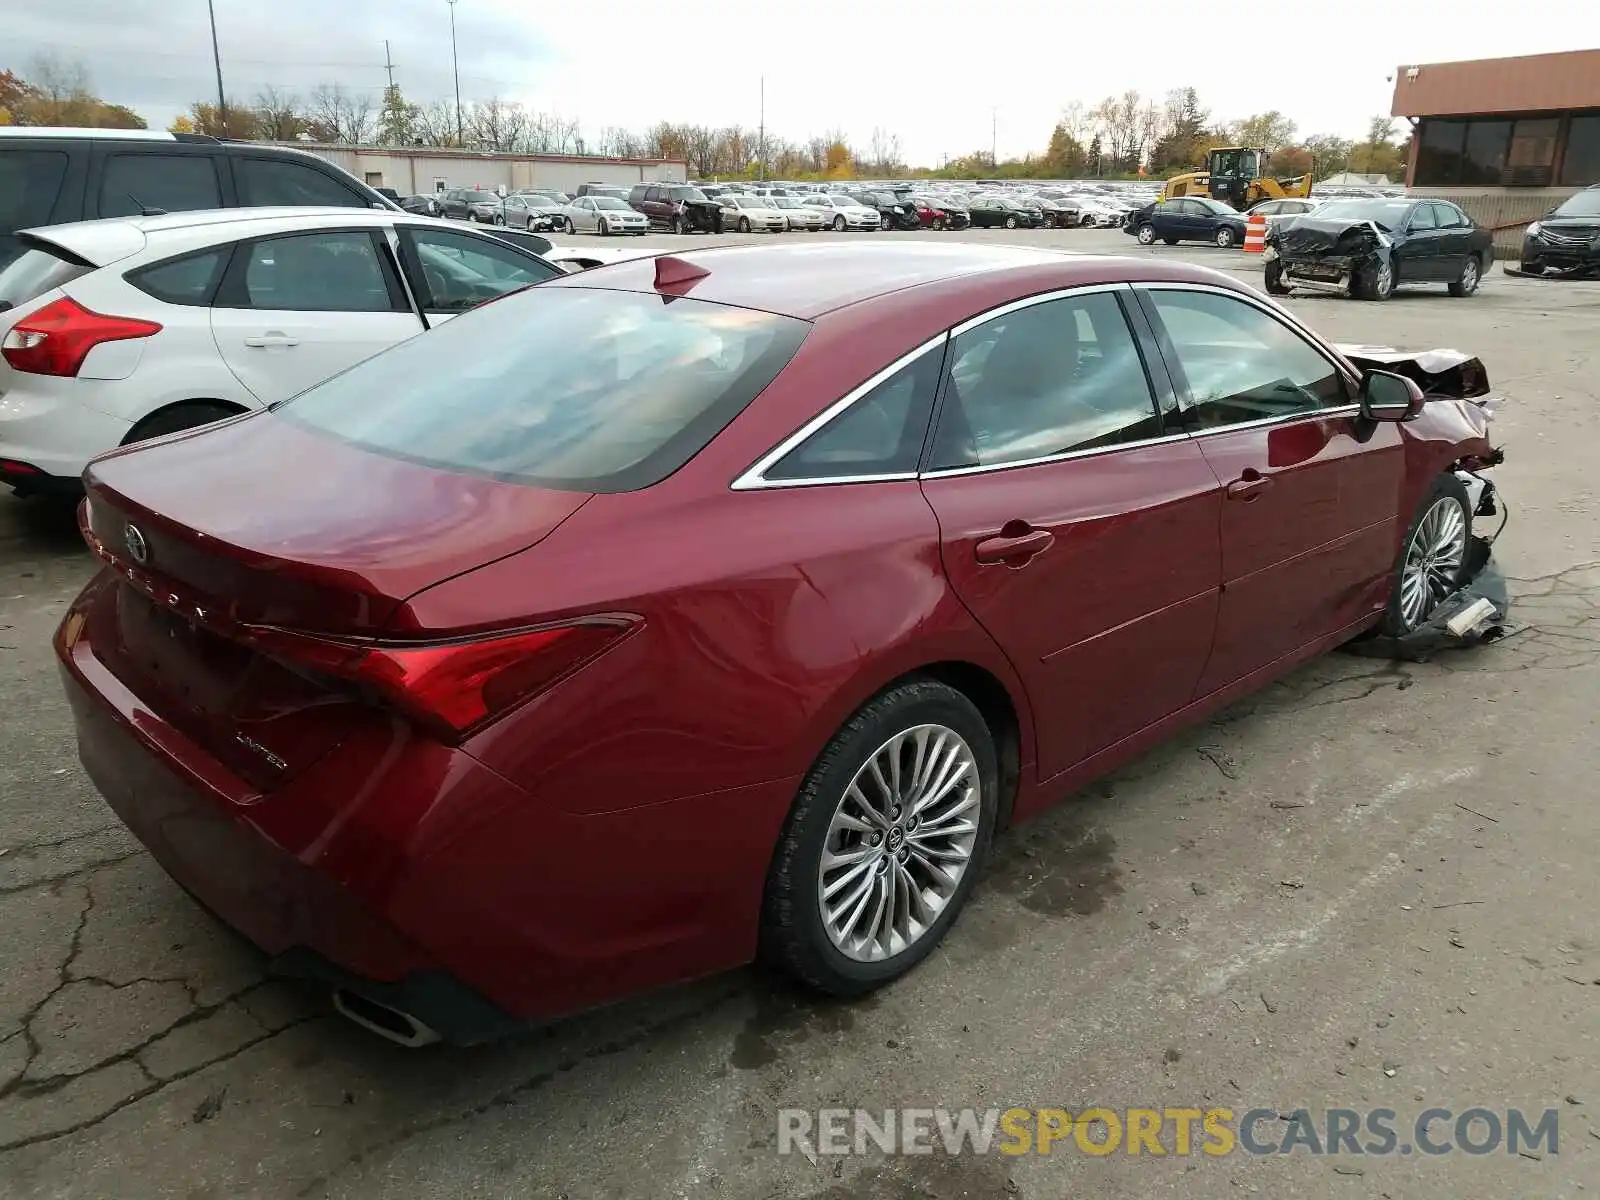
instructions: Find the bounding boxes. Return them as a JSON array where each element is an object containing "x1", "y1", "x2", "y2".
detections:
[
  {"x1": 2, "y1": 297, "x2": 162, "y2": 377},
  {"x1": 249, "y1": 618, "x2": 638, "y2": 740}
]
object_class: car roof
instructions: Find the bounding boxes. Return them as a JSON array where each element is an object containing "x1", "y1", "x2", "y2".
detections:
[
  {"x1": 20, "y1": 207, "x2": 449, "y2": 266},
  {"x1": 544, "y1": 241, "x2": 1239, "y2": 319}
]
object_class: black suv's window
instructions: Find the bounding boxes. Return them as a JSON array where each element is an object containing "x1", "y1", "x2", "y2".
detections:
[
  {"x1": 236, "y1": 157, "x2": 367, "y2": 207},
  {"x1": 0, "y1": 150, "x2": 70, "y2": 232},
  {"x1": 99, "y1": 153, "x2": 221, "y2": 218}
]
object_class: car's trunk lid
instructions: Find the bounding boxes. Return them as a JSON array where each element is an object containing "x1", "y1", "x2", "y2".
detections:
[{"x1": 79, "y1": 411, "x2": 592, "y2": 790}]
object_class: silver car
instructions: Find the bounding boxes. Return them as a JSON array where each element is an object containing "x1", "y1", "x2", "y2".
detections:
[
  {"x1": 561, "y1": 195, "x2": 649, "y2": 236},
  {"x1": 503, "y1": 193, "x2": 565, "y2": 231},
  {"x1": 799, "y1": 194, "x2": 881, "y2": 231},
  {"x1": 770, "y1": 196, "x2": 826, "y2": 231}
]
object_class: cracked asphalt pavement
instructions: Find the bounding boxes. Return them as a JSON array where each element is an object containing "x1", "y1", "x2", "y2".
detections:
[{"x1": 2, "y1": 229, "x2": 1598, "y2": 1199}]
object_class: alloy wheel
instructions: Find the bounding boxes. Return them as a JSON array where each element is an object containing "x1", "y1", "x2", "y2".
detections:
[
  {"x1": 817, "y1": 724, "x2": 981, "y2": 963},
  {"x1": 1399, "y1": 497, "x2": 1468, "y2": 629}
]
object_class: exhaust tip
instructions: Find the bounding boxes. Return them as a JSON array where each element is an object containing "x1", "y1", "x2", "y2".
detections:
[{"x1": 332, "y1": 988, "x2": 442, "y2": 1047}]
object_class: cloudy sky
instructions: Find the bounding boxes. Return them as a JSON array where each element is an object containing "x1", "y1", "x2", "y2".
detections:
[{"x1": 8, "y1": 0, "x2": 1598, "y2": 164}]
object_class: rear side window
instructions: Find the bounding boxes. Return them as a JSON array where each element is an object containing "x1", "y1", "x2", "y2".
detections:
[
  {"x1": 280, "y1": 288, "x2": 810, "y2": 492},
  {"x1": 126, "y1": 249, "x2": 229, "y2": 306},
  {"x1": 236, "y1": 231, "x2": 400, "y2": 312},
  {"x1": 0, "y1": 245, "x2": 92, "y2": 309},
  {"x1": 0, "y1": 150, "x2": 70, "y2": 232},
  {"x1": 763, "y1": 344, "x2": 944, "y2": 481},
  {"x1": 236, "y1": 158, "x2": 366, "y2": 207},
  {"x1": 99, "y1": 154, "x2": 221, "y2": 218}
]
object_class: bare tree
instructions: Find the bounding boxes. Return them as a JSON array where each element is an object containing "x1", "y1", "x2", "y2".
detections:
[
  {"x1": 307, "y1": 84, "x2": 375, "y2": 145},
  {"x1": 253, "y1": 86, "x2": 305, "y2": 141},
  {"x1": 470, "y1": 97, "x2": 530, "y2": 151},
  {"x1": 687, "y1": 125, "x2": 720, "y2": 177},
  {"x1": 413, "y1": 100, "x2": 459, "y2": 147},
  {"x1": 25, "y1": 54, "x2": 91, "y2": 105}
]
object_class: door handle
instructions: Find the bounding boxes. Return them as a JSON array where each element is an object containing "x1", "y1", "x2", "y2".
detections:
[
  {"x1": 974, "y1": 527, "x2": 1055, "y2": 565},
  {"x1": 1226, "y1": 470, "x2": 1272, "y2": 501},
  {"x1": 242, "y1": 333, "x2": 300, "y2": 348}
]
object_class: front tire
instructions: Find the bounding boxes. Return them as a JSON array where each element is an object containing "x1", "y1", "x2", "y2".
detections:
[
  {"x1": 833, "y1": 215, "x2": 846, "y2": 232},
  {"x1": 672, "y1": 214, "x2": 687, "y2": 234},
  {"x1": 1162, "y1": 237, "x2": 1180, "y2": 245},
  {"x1": 1356, "y1": 256, "x2": 1394, "y2": 301},
  {"x1": 738, "y1": 217, "x2": 751, "y2": 233},
  {"x1": 761, "y1": 678, "x2": 999, "y2": 996},
  {"x1": 1004, "y1": 216, "x2": 1019, "y2": 229},
  {"x1": 1380, "y1": 474, "x2": 1472, "y2": 637},
  {"x1": 1448, "y1": 254, "x2": 1482, "y2": 297},
  {"x1": 1136, "y1": 223, "x2": 1156, "y2": 245},
  {"x1": 1264, "y1": 260, "x2": 1291, "y2": 295},
  {"x1": 563, "y1": 217, "x2": 576, "y2": 235}
]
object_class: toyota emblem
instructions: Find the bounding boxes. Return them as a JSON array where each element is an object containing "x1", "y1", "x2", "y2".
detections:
[{"x1": 125, "y1": 524, "x2": 149, "y2": 565}]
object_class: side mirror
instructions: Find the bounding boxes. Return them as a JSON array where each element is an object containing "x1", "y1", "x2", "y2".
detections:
[{"x1": 1359, "y1": 370, "x2": 1425, "y2": 422}]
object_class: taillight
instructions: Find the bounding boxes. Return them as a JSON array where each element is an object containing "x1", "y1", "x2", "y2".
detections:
[
  {"x1": 2, "y1": 297, "x2": 162, "y2": 377},
  {"x1": 248, "y1": 617, "x2": 639, "y2": 740}
]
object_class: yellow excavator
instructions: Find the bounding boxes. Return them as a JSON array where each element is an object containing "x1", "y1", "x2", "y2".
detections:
[{"x1": 1159, "y1": 146, "x2": 1313, "y2": 211}]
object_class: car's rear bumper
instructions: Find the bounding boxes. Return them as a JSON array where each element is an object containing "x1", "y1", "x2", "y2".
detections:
[
  {"x1": 0, "y1": 381, "x2": 134, "y2": 484},
  {"x1": 56, "y1": 573, "x2": 795, "y2": 1040}
]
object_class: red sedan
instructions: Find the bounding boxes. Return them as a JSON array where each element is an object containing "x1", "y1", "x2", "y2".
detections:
[{"x1": 57, "y1": 243, "x2": 1503, "y2": 1045}]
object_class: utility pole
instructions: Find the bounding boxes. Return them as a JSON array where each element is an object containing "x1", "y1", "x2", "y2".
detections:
[
  {"x1": 758, "y1": 75, "x2": 766, "y2": 181},
  {"x1": 447, "y1": 0, "x2": 463, "y2": 147},
  {"x1": 383, "y1": 40, "x2": 397, "y2": 89},
  {"x1": 207, "y1": 0, "x2": 226, "y2": 129},
  {"x1": 991, "y1": 107, "x2": 997, "y2": 169}
]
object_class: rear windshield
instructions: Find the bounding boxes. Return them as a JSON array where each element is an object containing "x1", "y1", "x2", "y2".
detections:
[
  {"x1": 279, "y1": 287, "x2": 810, "y2": 492},
  {"x1": 0, "y1": 244, "x2": 92, "y2": 311}
]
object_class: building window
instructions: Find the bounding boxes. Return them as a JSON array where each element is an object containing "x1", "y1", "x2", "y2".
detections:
[
  {"x1": 364, "y1": 171, "x2": 384, "y2": 186},
  {"x1": 1506, "y1": 118, "x2": 1559, "y2": 186},
  {"x1": 1416, "y1": 119, "x2": 1466, "y2": 186},
  {"x1": 1562, "y1": 114, "x2": 1600, "y2": 186},
  {"x1": 1461, "y1": 121, "x2": 1511, "y2": 184}
]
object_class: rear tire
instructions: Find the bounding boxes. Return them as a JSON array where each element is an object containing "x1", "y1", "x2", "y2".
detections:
[
  {"x1": 1380, "y1": 474, "x2": 1472, "y2": 638},
  {"x1": 123, "y1": 402, "x2": 244, "y2": 446},
  {"x1": 760, "y1": 678, "x2": 999, "y2": 997},
  {"x1": 1448, "y1": 254, "x2": 1482, "y2": 297},
  {"x1": 1214, "y1": 226, "x2": 1236, "y2": 248}
]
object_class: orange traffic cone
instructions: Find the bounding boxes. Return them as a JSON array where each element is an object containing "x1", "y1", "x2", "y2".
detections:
[{"x1": 1243, "y1": 212, "x2": 1266, "y2": 254}]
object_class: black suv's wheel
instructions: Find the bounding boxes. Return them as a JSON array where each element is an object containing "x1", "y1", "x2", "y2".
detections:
[{"x1": 761, "y1": 678, "x2": 999, "y2": 996}]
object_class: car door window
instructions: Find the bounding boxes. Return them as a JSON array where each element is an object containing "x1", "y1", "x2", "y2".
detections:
[
  {"x1": 763, "y1": 344, "x2": 944, "y2": 481},
  {"x1": 1408, "y1": 204, "x2": 1437, "y2": 231},
  {"x1": 235, "y1": 231, "x2": 400, "y2": 312},
  {"x1": 0, "y1": 150, "x2": 70, "y2": 229},
  {"x1": 403, "y1": 226, "x2": 560, "y2": 312},
  {"x1": 236, "y1": 158, "x2": 367, "y2": 207},
  {"x1": 99, "y1": 153, "x2": 221, "y2": 218},
  {"x1": 930, "y1": 291, "x2": 1161, "y2": 471},
  {"x1": 1431, "y1": 202, "x2": 1464, "y2": 229},
  {"x1": 1146, "y1": 289, "x2": 1349, "y2": 430}
]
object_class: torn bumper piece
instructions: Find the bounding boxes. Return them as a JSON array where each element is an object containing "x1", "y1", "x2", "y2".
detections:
[{"x1": 1347, "y1": 475, "x2": 1513, "y2": 663}]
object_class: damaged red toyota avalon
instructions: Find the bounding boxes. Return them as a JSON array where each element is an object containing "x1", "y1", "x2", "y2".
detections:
[{"x1": 56, "y1": 243, "x2": 1505, "y2": 1045}]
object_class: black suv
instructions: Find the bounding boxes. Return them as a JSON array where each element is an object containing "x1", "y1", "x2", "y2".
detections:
[
  {"x1": 857, "y1": 189, "x2": 921, "y2": 231},
  {"x1": 1521, "y1": 185, "x2": 1600, "y2": 276},
  {"x1": 628, "y1": 183, "x2": 725, "y2": 233},
  {"x1": 0, "y1": 127, "x2": 396, "y2": 269}
]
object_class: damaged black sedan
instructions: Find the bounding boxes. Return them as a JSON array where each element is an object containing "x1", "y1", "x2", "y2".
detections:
[{"x1": 1263, "y1": 198, "x2": 1494, "y2": 301}]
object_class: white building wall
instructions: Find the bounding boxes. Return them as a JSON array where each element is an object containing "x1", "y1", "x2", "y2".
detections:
[{"x1": 276, "y1": 143, "x2": 686, "y2": 197}]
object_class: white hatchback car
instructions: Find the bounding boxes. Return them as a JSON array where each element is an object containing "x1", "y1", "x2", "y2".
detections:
[{"x1": 0, "y1": 207, "x2": 562, "y2": 495}]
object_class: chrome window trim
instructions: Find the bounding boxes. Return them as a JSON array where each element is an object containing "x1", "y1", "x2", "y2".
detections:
[
  {"x1": 919, "y1": 431, "x2": 1194, "y2": 480},
  {"x1": 945, "y1": 281, "x2": 1132, "y2": 338},
  {"x1": 730, "y1": 331, "x2": 950, "y2": 491}
]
